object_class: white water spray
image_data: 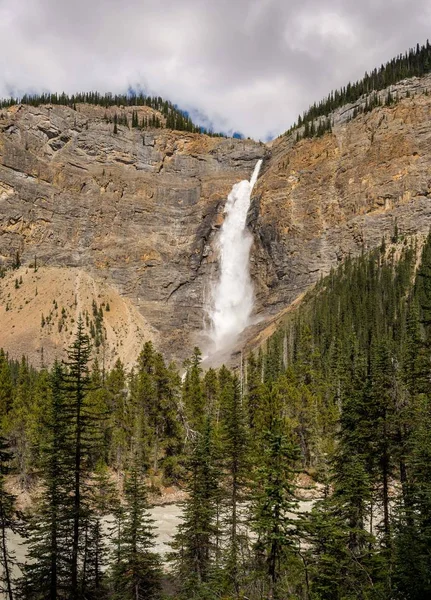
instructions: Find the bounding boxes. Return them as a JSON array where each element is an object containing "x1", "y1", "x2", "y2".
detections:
[{"x1": 208, "y1": 159, "x2": 262, "y2": 352}]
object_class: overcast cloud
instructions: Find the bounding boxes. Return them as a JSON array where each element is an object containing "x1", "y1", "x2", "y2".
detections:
[{"x1": 0, "y1": 0, "x2": 430, "y2": 139}]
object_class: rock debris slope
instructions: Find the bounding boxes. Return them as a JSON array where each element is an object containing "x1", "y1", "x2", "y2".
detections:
[{"x1": 0, "y1": 103, "x2": 264, "y2": 365}]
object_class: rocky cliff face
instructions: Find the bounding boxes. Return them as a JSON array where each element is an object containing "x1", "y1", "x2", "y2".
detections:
[
  {"x1": 1, "y1": 77, "x2": 431, "y2": 367},
  {"x1": 249, "y1": 75, "x2": 431, "y2": 328},
  {"x1": 0, "y1": 103, "x2": 265, "y2": 365}
]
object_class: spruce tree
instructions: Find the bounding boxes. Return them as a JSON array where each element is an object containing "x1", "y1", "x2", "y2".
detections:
[
  {"x1": 392, "y1": 232, "x2": 431, "y2": 598},
  {"x1": 0, "y1": 350, "x2": 13, "y2": 426},
  {"x1": 250, "y1": 385, "x2": 300, "y2": 600},
  {"x1": 110, "y1": 452, "x2": 161, "y2": 600},
  {"x1": 20, "y1": 362, "x2": 72, "y2": 600},
  {"x1": 369, "y1": 340, "x2": 397, "y2": 550},
  {"x1": 62, "y1": 316, "x2": 93, "y2": 598},
  {"x1": 245, "y1": 352, "x2": 263, "y2": 430},
  {"x1": 219, "y1": 375, "x2": 249, "y2": 598},
  {"x1": 182, "y1": 348, "x2": 205, "y2": 432},
  {"x1": 393, "y1": 393, "x2": 431, "y2": 599},
  {"x1": 80, "y1": 463, "x2": 119, "y2": 599},
  {"x1": 7, "y1": 357, "x2": 36, "y2": 488},
  {"x1": 0, "y1": 437, "x2": 19, "y2": 600},
  {"x1": 170, "y1": 417, "x2": 221, "y2": 598},
  {"x1": 106, "y1": 359, "x2": 130, "y2": 472}
]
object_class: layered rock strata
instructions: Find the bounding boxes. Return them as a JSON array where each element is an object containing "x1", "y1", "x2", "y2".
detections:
[{"x1": 1, "y1": 76, "x2": 431, "y2": 366}]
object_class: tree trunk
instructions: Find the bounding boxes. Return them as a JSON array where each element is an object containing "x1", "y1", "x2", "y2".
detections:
[
  {"x1": 71, "y1": 372, "x2": 83, "y2": 597},
  {"x1": 50, "y1": 500, "x2": 57, "y2": 600},
  {"x1": 0, "y1": 506, "x2": 14, "y2": 600}
]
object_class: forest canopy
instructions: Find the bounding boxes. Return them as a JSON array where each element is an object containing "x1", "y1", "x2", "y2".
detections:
[{"x1": 1, "y1": 230, "x2": 431, "y2": 599}]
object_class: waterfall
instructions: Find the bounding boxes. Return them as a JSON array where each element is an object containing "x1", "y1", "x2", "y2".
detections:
[{"x1": 208, "y1": 159, "x2": 262, "y2": 353}]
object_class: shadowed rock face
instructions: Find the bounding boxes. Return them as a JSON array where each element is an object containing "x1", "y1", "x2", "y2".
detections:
[{"x1": 1, "y1": 76, "x2": 431, "y2": 366}]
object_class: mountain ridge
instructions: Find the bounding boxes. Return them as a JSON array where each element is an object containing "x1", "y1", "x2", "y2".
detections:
[{"x1": 1, "y1": 70, "x2": 431, "y2": 367}]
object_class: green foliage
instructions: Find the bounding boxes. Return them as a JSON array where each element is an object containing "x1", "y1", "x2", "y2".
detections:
[
  {"x1": 0, "y1": 350, "x2": 13, "y2": 427},
  {"x1": 0, "y1": 437, "x2": 20, "y2": 600},
  {"x1": 20, "y1": 362, "x2": 73, "y2": 599},
  {"x1": 285, "y1": 40, "x2": 431, "y2": 141},
  {"x1": 0, "y1": 92, "x2": 224, "y2": 137},
  {"x1": 110, "y1": 452, "x2": 161, "y2": 600},
  {"x1": 250, "y1": 387, "x2": 300, "y2": 600},
  {"x1": 2, "y1": 231, "x2": 431, "y2": 598},
  {"x1": 169, "y1": 417, "x2": 221, "y2": 599},
  {"x1": 219, "y1": 374, "x2": 250, "y2": 597},
  {"x1": 62, "y1": 316, "x2": 97, "y2": 597},
  {"x1": 182, "y1": 348, "x2": 205, "y2": 431},
  {"x1": 253, "y1": 232, "x2": 431, "y2": 598}
]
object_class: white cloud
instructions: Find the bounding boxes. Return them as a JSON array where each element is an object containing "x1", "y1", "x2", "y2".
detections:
[
  {"x1": 0, "y1": 0, "x2": 430, "y2": 139},
  {"x1": 285, "y1": 11, "x2": 356, "y2": 56}
]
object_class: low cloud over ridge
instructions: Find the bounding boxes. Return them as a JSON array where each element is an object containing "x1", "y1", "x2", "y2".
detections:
[{"x1": 1, "y1": 0, "x2": 430, "y2": 139}]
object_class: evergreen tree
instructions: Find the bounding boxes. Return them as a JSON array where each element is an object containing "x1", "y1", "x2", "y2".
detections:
[
  {"x1": 0, "y1": 438, "x2": 19, "y2": 600},
  {"x1": 170, "y1": 417, "x2": 221, "y2": 598},
  {"x1": 202, "y1": 368, "x2": 219, "y2": 423},
  {"x1": 20, "y1": 362, "x2": 72, "y2": 600},
  {"x1": 62, "y1": 316, "x2": 93, "y2": 598},
  {"x1": 219, "y1": 375, "x2": 249, "y2": 598},
  {"x1": 106, "y1": 359, "x2": 130, "y2": 472},
  {"x1": 250, "y1": 385, "x2": 300, "y2": 600},
  {"x1": 110, "y1": 452, "x2": 161, "y2": 600},
  {"x1": 182, "y1": 348, "x2": 205, "y2": 431},
  {"x1": 0, "y1": 350, "x2": 13, "y2": 426},
  {"x1": 245, "y1": 352, "x2": 263, "y2": 430},
  {"x1": 392, "y1": 232, "x2": 431, "y2": 598},
  {"x1": 369, "y1": 340, "x2": 397, "y2": 550},
  {"x1": 7, "y1": 357, "x2": 36, "y2": 488},
  {"x1": 80, "y1": 463, "x2": 119, "y2": 599},
  {"x1": 393, "y1": 394, "x2": 431, "y2": 599}
]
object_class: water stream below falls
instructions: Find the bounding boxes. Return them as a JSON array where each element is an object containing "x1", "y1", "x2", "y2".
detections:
[
  {"x1": 7, "y1": 499, "x2": 316, "y2": 574},
  {"x1": 208, "y1": 159, "x2": 262, "y2": 354}
]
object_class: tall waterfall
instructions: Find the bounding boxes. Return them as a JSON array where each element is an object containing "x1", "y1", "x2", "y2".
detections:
[{"x1": 208, "y1": 159, "x2": 262, "y2": 352}]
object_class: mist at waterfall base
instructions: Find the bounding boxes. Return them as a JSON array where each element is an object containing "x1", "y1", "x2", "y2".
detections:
[{"x1": 205, "y1": 160, "x2": 262, "y2": 359}]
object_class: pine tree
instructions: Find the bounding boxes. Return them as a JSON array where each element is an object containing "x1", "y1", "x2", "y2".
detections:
[
  {"x1": 7, "y1": 357, "x2": 37, "y2": 488},
  {"x1": 170, "y1": 417, "x2": 221, "y2": 598},
  {"x1": 392, "y1": 232, "x2": 431, "y2": 598},
  {"x1": 132, "y1": 342, "x2": 157, "y2": 468},
  {"x1": 160, "y1": 361, "x2": 184, "y2": 484},
  {"x1": 393, "y1": 392, "x2": 431, "y2": 599},
  {"x1": 80, "y1": 462, "x2": 119, "y2": 599},
  {"x1": 0, "y1": 350, "x2": 13, "y2": 425},
  {"x1": 369, "y1": 340, "x2": 397, "y2": 549},
  {"x1": 219, "y1": 375, "x2": 249, "y2": 598},
  {"x1": 20, "y1": 362, "x2": 73, "y2": 599},
  {"x1": 0, "y1": 438, "x2": 19, "y2": 600},
  {"x1": 182, "y1": 348, "x2": 205, "y2": 431},
  {"x1": 250, "y1": 385, "x2": 300, "y2": 600},
  {"x1": 202, "y1": 368, "x2": 219, "y2": 423},
  {"x1": 106, "y1": 359, "x2": 130, "y2": 472},
  {"x1": 245, "y1": 352, "x2": 263, "y2": 430},
  {"x1": 62, "y1": 316, "x2": 93, "y2": 598},
  {"x1": 393, "y1": 391, "x2": 431, "y2": 599},
  {"x1": 110, "y1": 452, "x2": 161, "y2": 600},
  {"x1": 152, "y1": 350, "x2": 182, "y2": 476}
]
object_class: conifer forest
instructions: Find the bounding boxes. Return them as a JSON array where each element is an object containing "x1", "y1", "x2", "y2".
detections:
[{"x1": 0, "y1": 229, "x2": 430, "y2": 599}]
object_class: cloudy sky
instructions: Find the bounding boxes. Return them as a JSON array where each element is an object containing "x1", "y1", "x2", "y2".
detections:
[{"x1": 1, "y1": 0, "x2": 430, "y2": 139}]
